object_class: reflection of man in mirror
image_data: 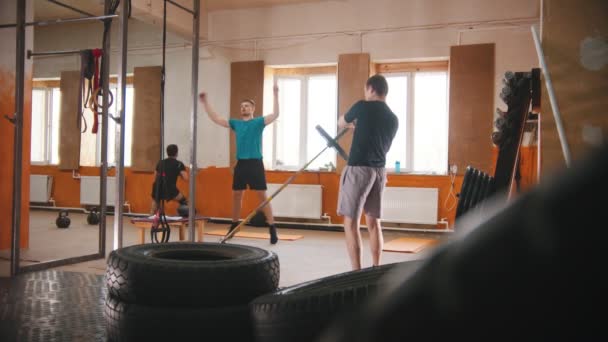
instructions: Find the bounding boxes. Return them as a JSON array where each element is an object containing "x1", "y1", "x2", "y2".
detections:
[{"x1": 150, "y1": 144, "x2": 189, "y2": 214}]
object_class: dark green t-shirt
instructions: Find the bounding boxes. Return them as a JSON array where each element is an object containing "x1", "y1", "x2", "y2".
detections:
[
  {"x1": 344, "y1": 100, "x2": 399, "y2": 167},
  {"x1": 229, "y1": 116, "x2": 265, "y2": 160}
]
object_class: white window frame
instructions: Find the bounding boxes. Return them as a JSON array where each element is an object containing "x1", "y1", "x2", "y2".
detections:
[
  {"x1": 272, "y1": 74, "x2": 336, "y2": 171},
  {"x1": 382, "y1": 70, "x2": 448, "y2": 175},
  {"x1": 31, "y1": 87, "x2": 57, "y2": 165},
  {"x1": 95, "y1": 84, "x2": 133, "y2": 167}
]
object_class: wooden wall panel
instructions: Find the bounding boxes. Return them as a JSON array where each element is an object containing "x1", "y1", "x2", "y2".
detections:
[
  {"x1": 337, "y1": 53, "x2": 370, "y2": 173},
  {"x1": 491, "y1": 145, "x2": 539, "y2": 196},
  {"x1": 58, "y1": 71, "x2": 82, "y2": 170},
  {"x1": 448, "y1": 44, "x2": 495, "y2": 175},
  {"x1": 540, "y1": 0, "x2": 608, "y2": 177},
  {"x1": 0, "y1": 69, "x2": 15, "y2": 249},
  {"x1": 230, "y1": 61, "x2": 265, "y2": 167},
  {"x1": 132, "y1": 66, "x2": 162, "y2": 171}
]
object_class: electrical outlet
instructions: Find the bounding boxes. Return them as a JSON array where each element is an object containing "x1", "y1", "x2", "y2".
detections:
[{"x1": 450, "y1": 164, "x2": 458, "y2": 174}]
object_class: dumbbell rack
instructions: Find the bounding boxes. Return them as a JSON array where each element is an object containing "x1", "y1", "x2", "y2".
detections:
[
  {"x1": 493, "y1": 71, "x2": 534, "y2": 195},
  {"x1": 455, "y1": 68, "x2": 539, "y2": 223}
]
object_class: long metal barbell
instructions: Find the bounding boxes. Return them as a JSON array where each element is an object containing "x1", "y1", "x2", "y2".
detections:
[{"x1": 219, "y1": 125, "x2": 350, "y2": 243}]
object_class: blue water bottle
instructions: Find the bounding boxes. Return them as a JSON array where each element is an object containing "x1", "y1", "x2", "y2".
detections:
[{"x1": 395, "y1": 161, "x2": 401, "y2": 173}]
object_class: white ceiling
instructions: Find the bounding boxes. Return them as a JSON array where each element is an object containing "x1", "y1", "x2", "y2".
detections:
[
  {"x1": 34, "y1": 0, "x2": 105, "y2": 21},
  {"x1": 206, "y1": 0, "x2": 328, "y2": 11},
  {"x1": 33, "y1": 0, "x2": 329, "y2": 20}
]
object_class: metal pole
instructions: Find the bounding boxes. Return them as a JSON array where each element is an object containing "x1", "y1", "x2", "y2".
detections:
[
  {"x1": 11, "y1": 0, "x2": 27, "y2": 277},
  {"x1": 166, "y1": 0, "x2": 196, "y2": 15},
  {"x1": 27, "y1": 49, "x2": 82, "y2": 58},
  {"x1": 99, "y1": 0, "x2": 112, "y2": 255},
  {"x1": 188, "y1": 0, "x2": 200, "y2": 241},
  {"x1": 531, "y1": 25, "x2": 572, "y2": 167},
  {"x1": 0, "y1": 14, "x2": 118, "y2": 29},
  {"x1": 113, "y1": 0, "x2": 129, "y2": 250},
  {"x1": 221, "y1": 146, "x2": 330, "y2": 243}
]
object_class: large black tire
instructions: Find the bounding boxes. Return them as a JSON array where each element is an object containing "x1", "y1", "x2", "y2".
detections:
[
  {"x1": 106, "y1": 242, "x2": 279, "y2": 307},
  {"x1": 104, "y1": 294, "x2": 254, "y2": 342},
  {"x1": 251, "y1": 260, "x2": 424, "y2": 342}
]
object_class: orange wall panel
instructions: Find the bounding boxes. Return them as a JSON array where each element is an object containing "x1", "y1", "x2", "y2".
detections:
[
  {"x1": 490, "y1": 146, "x2": 539, "y2": 197},
  {"x1": 29, "y1": 164, "x2": 480, "y2": 230},
  {"x1": 1, "y1": 70, "x2": 31, "y2": 250}
]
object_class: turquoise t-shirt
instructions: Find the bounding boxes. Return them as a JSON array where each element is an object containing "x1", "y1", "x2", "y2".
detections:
[{"x1": 229, "y1": 116, "x2": 266, "y2": 160}]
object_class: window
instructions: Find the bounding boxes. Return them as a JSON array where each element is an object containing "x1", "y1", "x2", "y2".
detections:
[
  {"x1": 31, "y1": 83, "x2": 134, "y2": 167},
  {"x1": 30, "y1": 88, "x2": 60, "y2": 164},
  {"x1": 81, "y1": 85, "x2": 134, "y2": 167},
  {"x1": 267, "y1": 73, "x2": 337, "y2": 170},
  {"x1": 79, "y1": 86, "x2": 134, "y2": 167},
  {"x1": 103, "y1": 86, "x2": 134, "y2": 167},
  {"x1": 382, "y1": 65, "x2": 449, "y2": 174}
]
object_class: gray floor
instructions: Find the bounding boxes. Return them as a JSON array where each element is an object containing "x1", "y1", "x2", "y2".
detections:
[{"x1": 0, "y1": 210, "x2": 450, "y2": 286}]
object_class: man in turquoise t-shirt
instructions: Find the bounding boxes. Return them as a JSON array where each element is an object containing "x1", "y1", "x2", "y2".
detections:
[{"x1": 199, "y1": 85, "x2": 280, "y2": 244}]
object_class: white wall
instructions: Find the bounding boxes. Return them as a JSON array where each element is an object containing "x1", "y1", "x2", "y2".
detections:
[
  {"x1": 459, "y1": 26, "x2": 540, "y2": 113},
  {"x1": 1, "y1": 0, "x2": 34, "y2": 80},
  {"x1": 163, "y1": 47, "x2": 232, "y2": 168},
  {"x1": 32, "y1": 19, "x2": 231, "y2": 168},
  {"x1": 32, "y1": 0, "x2": 541, "y2": 168},
  {"x1": 208, "y1": 0, "x2": 541, "y2": 117},
  {"x1": 32, "y1": 19, "x2": 187, "y2": 78}
]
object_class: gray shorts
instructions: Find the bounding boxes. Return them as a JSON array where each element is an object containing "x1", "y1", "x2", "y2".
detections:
[{"x1": 337, "y1": 166, "x2": 387, "y2": 219}]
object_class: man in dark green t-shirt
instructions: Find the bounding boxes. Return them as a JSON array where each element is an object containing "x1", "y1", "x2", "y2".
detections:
[
  {"x1": 337, "y1": 74, "x2": 399, "y2": 270},
  {"x1": 199, "y1": 85, "x2": 280, "y2": 244}
]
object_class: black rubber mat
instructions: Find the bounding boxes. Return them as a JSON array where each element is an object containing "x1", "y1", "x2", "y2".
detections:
[{"x1": 0, "y1": 270, "x2": 107, "y2": 341}]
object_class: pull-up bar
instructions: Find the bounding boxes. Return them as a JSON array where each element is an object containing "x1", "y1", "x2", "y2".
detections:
[
  {"x1": 166, "y1": 0, "x2": 196, "y2": 16},
  {"x1": 27, "y1": 49, "x2": 84, "y2": 59},
  {"x1": 0, "y1": 14, "x2": 118, "y2": 29}
]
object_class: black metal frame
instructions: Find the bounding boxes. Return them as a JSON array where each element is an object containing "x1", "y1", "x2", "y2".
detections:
[
  {"x1": 0, "y1": 14, "x2": 119, "y2": 29},
  {"x1": 9, "y1": 0, "x2": 123, "y2": 276},
  {"x1": 10, "y1": 0, "x2": 202, "y2": 275},
  {"x1": 166, "y1": 0, "x2": 196, "y2": 15}
]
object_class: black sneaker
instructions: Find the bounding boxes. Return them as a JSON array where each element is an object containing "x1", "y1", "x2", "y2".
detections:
[{"x1": 269, "y1": 225, "x2": 278, "y2": 244}]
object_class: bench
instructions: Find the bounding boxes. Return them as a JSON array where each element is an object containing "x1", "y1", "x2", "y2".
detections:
[{"x1": 130, "y1": 216, "x2": 208, "y2": 244}]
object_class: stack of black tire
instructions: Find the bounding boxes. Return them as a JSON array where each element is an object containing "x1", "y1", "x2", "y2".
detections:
[
  {"x1": 103, "y1": 242, "x2": 280, "y2": 342},
  {"x1": 249, "y1": 259, "x2": 424, "y2": 342},
  {"x1": 103, "y1": 240, "x2": 426, "y2": 342}
]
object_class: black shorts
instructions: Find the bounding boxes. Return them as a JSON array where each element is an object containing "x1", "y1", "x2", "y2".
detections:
[{"x1": 233, "y1": 159, "x2": 267, "y2": 191}]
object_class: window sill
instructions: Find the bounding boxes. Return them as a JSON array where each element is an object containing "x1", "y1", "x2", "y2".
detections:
[
  {"x1": 267, "y1": 168, "x2": 336, "y2": 173},
  {"x1": 388, "y1": 171, "x2": 449, "y2": 177}
]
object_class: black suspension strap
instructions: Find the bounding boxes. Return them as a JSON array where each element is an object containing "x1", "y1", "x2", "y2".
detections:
[
  {"x1": 151, "y1": 201, "x2": 171, "y2": 243},
  {"x1": 151, "y1": 158, "x2": 171, "y2": 243},
  {"x1": 78, "y1": 50, "x2": 86, "y2": 133},
  {"x1": 150, "y1": 0, "x2": 172, "y2": 244}
]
